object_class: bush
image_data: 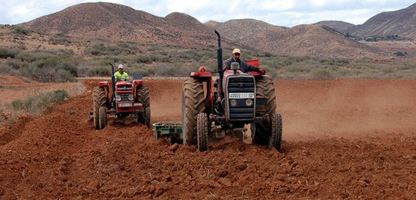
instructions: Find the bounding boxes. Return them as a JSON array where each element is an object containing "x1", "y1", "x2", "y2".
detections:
[
  {"x1": 85, "y1": 43, "x2": 137, "y2": 56},
  {"x1": 136, "y1": 55, "x2": 153, "y2": 64},
  {"x1": 16, "y1": 51, "x2": 55, "y2": 62},
  {"x1": 10, "y1": 90, "x2": 69, "y2": 114},
  {"x1": 86, "y1": 66, "x2": 111, "y2": 77},
  {"x1": 12, "y1": 26, "x2": 30, "y2": 35},
  {"x1": 19, "y1": 56, "x2": 77, "y2": 82},
  {"x1": 394, "y1": 51, "x2": 407, "y2": 57},
  {"x1": 49, "y1": 33, "x2": 72, "y2": 45},
  {"x1": 287, "y1": 65, "x2": 310, "y2": 73},
  {"x1": 311, "y1": 68, "x2": 333, "y2": 79},
  {"x1": 6, "y1": 59, "x2": 28, "y2": 70},
  {"x1": 0, "y1": 48, "x2": 20, "y2": 59}
]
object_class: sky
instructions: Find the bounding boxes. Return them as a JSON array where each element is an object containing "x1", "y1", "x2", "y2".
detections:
[{"x1": 0, "y1": 0, "x2": 415, "y2": 27}]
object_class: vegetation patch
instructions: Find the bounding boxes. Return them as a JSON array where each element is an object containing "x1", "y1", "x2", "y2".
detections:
[{"x1": 10, "y1": 90, "x2": 69, "y2": 114}]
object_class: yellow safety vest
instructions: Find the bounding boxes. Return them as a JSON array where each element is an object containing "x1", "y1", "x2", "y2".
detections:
[{"x1": 114, "y1": 71, "x2": 129, "y2": 81}]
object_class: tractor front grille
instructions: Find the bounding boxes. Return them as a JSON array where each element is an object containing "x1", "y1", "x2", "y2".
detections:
[
  {"x1": 226, "y1": 75, "x2": 256, "y2": 121},
  {"x1": 119, "y1": 94, "x2": 131, "y2": 101},
  {"x1": 117, "y1": 85, "x2": 132, "y2": 91}
]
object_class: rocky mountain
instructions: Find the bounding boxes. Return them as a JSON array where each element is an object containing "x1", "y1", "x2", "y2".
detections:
[
  {"x1": 213, "y1": 20, "x2": 382, "y2": 59},
  {"x1": 316, "y1": 21, "x2": 355, "y2": 33},
  {"x1": 204, "y1": 20, "x2": 221, "y2": 28},
  {"x1": 213, "y1": 19, "x2": 286, "y2": 41},
  {"x1": 19, "y1": 2, "x2": 387, "y2": 59},
  {"x1": 21, "y1": 2, "x2": 214, "y2": 47},
  {"x1": 348, "y1": 3, "x2": 416, "y2": 39}
]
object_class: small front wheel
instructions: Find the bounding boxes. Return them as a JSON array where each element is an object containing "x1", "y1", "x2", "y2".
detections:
[
  {"x1": 270, "y1": 113, "x2": 283, "y2": 152},
  {"x1": 196, "y1": 113, "x2": 209, "y2": 152},
  {"x1": 98, "y1": 106, "x2": 107, "y2": 129}
]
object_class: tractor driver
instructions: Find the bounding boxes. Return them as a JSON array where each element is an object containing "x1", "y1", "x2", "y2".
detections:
[
  {"x1": 224, "y1": 48, "x2": 265, "y2": 73},
  {"x1": 114, "y1": 64, "x2": 129, "y2": 82}
]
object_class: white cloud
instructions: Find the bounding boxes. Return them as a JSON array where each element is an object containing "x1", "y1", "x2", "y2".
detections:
[
  {"x1": 0, "y1": 0, "x2": 415, "y2": 26},
  {"x1": 260, "y1": 0, "x2": 296, "y2": 11},
  {"x1": 165, "y1": 0, "x2": 212, "y2": 13}
]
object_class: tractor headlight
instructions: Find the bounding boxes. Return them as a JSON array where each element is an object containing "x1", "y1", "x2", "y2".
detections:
[
  {"x1": 245, "y1": 99, "x2": 253, "y2": 107},
  {"x1": 115, "y1": 95, "x2": 121, "y2": 102},
  {"x1": 230, "y1": 99, "x2": 237, "y2": 107},
  {"x1": 128, "y1": 94, "x2": 133, "y2": 101}
]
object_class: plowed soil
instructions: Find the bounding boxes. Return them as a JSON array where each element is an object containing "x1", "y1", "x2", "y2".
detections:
[{"x1": 1, "y1": 79, "x2": 415, "y2": 199}]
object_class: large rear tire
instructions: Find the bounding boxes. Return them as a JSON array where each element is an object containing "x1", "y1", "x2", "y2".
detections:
[
  {"x1": 93, "y1": 87, "x2": 107, "y2": 129},
  {"x1": 137, "y1": 86, "x2": 151, "y2": 128},
  {"x1": 182, "y1": 79, "x2": 205, "y2": 146},
  {"x1": 255, "y1": 75, "x2": 276, "y2": 116},
  {"x1": 196, "y1": 113, "x2": 209, "y2": 152},
  {"x1": 252, "y1": 76, "x2": 277, "y2": 145}
]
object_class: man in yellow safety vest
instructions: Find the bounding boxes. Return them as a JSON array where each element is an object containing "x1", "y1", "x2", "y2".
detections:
[{"x1": 114, "y1": 64, "x2": 129, "y2": 82}]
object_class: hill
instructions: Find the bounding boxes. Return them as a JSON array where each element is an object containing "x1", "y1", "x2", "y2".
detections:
[
  {"x1": 316, "y1": 21, "x2": 355, "y2": 33},
  {"x1": 204, "y1": 20, "x2": 221, "y2": 28},
  {"x1": 19, "y1": 2, "x2": 386, "y2": 59},
  {"x1": 21, "y1": 2, "x2": 214, "y2": 47},
  {"x1": 349, "y1": 3, "x2": 416, "y2": 39},
  {"x1": 214, "y1": 20, "x2": 382, "y2": 59}
]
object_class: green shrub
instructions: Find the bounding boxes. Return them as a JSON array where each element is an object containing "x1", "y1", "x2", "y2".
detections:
[
  {"x1": 87, "y1": 66, "x2": 111, "y2": 76},
  {"x1": 287, "y1": 65, "x2": 310, "y2": 73},
  {"x1": 6, "y1": 59, "x2": 28, "y2": 70},
  {"x1": 16, "y1": 51, "x2": 55, "y2": 62},
  {"x1": 136, "y1": 55, "x2": 153, "y2": 64},
  {"x1": 382, "y1": 68, "x2": 394, "y2": 74},
  {"x1": 311, "y1": 68, "x2": 333, "y2": 79},
  {"x1": 19, "y1": 57, "x2": 77, "y2": 82},
  {"x1": 12, "y1": 26, "x2": 30, "y2": 35},
  {"x1": 49, "y1": 33, "x2": 72, "y2": 45},
  {"x1": 85, "y1": 43, "x2": 137, "y2": 56},
  {"x1": 394, "y1": 51, "x2": 407, "y2": 57},
  {"x1": 10, "y1": 90, "x2": 69, "y2": 113},
  {"x1": 0, "y1": 48, "x2": 20, "y2": 59},
  {"x1": 320, "y1": 58, "x2": 350, "y2": 66}
]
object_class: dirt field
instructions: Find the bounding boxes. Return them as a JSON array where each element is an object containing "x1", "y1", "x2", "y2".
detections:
[
  {"x1": 1, "y1": 79, "x2": 415, "y2": 199},
  {"x1": 0, "y1": 75, "x2": 85, "y2": 125},
  {"x1": 0, "y1": 76, "x2": 85, "y2": 103}
]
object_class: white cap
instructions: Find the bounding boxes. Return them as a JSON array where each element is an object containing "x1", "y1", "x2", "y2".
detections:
[
  {"x1": 232, "y1": 48, "x2": 241, "y2": 55},
  {"x1": 118, "y1": 64, "x2": 124, "y2": 69}
]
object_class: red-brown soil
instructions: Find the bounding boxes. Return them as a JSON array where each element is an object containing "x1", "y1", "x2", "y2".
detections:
[{"x1": 1, "y1": 79, "x2": 415, "y2": 199}]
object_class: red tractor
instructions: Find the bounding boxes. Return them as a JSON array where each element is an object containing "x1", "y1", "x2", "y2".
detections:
[
  {"x1": 92, "y1": 64, "x2": 151, "y2": 129},
  {"x1": 182, "y1": 30, "x2": 282, "y2": 151}
]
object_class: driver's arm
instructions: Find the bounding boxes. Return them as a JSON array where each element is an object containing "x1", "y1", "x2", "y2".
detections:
[
  {"x1": 223, "y1": 59, "x2": 232, "y2": 71},
  {"x1": 241, "y1": 61, "x2": 259, "y2": 72}
]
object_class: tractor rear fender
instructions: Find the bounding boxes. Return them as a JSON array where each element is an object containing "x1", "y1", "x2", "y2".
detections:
[
  {"x1": 190, "y1": 66, "x2": 213, "y2": 78},
  {"x1": 133, "y1": 80, "x2": 143, "y2": 86},
  {"x1": 98, "y1": 81, "x2": 110, "y2": 102},
  {"x1": 190, "y1": 66, "x2": 214, "y2": 114},
  {"x1": 246, "y1": 59, "x2": 264, "y2": 77},
  {"x1": 132, "y1": 80, "x2": 144, "y2": 100},
  {"x1": 98, "y1": 81, "x2": 110, "y2": 88}
]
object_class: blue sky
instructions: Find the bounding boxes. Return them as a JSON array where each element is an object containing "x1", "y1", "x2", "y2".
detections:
[{"x1": 0, "y1": 0, "x2": 415, "y2": 27}]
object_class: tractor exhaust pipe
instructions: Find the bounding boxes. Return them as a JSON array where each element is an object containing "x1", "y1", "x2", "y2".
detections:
[
  {"x1": 215, "y1": 30, "x2": 224, "y2": 98},
  {"x1": 110, "y1": 63, "x2": 116, "y2": 101}
]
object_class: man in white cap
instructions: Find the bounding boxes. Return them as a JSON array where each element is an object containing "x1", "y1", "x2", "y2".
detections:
[
  {"x1": 114, "y1": 64, "x2": 129, "y2": 82},
  {"x1": 224, "y1": 48, "x2": 265, "y2": 73}
]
